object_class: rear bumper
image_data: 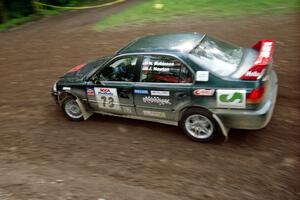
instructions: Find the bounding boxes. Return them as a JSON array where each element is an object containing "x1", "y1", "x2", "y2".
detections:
[{"x1": 213, "y1": 70, "x2": 278, "y2": 129}]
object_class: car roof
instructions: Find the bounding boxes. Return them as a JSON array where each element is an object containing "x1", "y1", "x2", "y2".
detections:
[{"x1": 116, "y1": 32, "x2": 205, "y2": 55}]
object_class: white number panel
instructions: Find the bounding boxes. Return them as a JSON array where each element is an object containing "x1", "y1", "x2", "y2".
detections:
[{"x1": 94, "y1": 87, "x2": 121, "y2": 111}]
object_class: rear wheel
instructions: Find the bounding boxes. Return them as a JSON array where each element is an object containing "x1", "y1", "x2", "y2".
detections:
[
  {"x1": 180, "y1": 108, "x2": 220, "y2": 142},
  {"x1": 62, "y1": 97, "x2": 84, "y2": 121}
]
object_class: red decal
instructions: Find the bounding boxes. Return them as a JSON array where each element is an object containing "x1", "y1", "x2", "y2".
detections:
[
  {"x1": 87, "y1": 89, "x2": 95, "y2": 96},
  {"x1": 67, "y1": 63, "x2": 86, "y2": 73},
  {"x1": 100, "y1": 88, "x2": 110, "y2": 93},
  {"x1": 241, "y1": 40, "x2": 275, "y2": 80},
  {"x1": 98, "y1": 88, "x2": 113, "y2": 95},
  {"x1": 193, "y1": 89, "x2": 215, "y2": 96},
  {"x1": 252, "y1": 40, "x2": 274, "y2": 66}
]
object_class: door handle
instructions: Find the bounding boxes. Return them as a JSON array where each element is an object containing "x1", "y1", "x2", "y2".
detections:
[
  {"x1": 119, "y1": 90, "x2": 131, "y2": 98},
  {"x1": 175, "y1": 92, "x2": 188, "y2": 98}
]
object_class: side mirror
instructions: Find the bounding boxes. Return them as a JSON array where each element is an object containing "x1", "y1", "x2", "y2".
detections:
[{"x1": 90, "y1": 74, "x2": 101, "y2": 84}]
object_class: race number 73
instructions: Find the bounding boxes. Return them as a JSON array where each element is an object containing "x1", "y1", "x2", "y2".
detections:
[
  {"x1": 94, "y1": 87, "x2": 120, "y2": 110},
  {"x1": 101, "y1": 96, "x2": 114, "y2": 108}
]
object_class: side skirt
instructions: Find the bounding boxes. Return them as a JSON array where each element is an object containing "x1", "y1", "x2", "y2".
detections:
[{"x1": 94, "y1": 111, "x2": 178, "y2": 126}]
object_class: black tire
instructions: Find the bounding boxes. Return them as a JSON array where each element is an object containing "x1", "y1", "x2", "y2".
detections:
[
  {"x1": 62, "y1": 97, "x2": 84, "y2": 121},
  {"x1": 180, "y1": 108, "x2": 220, "y2": 142}
]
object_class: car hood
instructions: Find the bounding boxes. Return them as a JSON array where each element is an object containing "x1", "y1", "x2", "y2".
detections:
[{"x1": 60, "y1": 56, "x2": 110, "y2": 81}]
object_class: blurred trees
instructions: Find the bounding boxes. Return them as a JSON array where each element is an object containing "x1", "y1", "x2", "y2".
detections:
[
  {"x1": 0, "y1": 0, "x2": 35, "y2": 23},
  {"x1": 0, "y1": 0, "x2": 102, "y2": 24},
  {"x1": 0, "y1": 1, "x2": 7, "y2": 23}
]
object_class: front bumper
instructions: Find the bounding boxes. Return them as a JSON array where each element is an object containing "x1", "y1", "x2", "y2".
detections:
[
  {"x1": 51, "y1": 90, "x2": 59, "y2": 104},
  {"x1": 212, "y1": 70, "x2": 278, "y2": 129}
]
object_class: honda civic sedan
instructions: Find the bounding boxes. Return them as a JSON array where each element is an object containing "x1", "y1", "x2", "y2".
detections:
[{"x1": 51, "y1": 32, "x2": 278, "y2": 142}]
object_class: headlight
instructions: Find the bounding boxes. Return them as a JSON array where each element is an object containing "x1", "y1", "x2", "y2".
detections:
[{"x1": 53, "y1": 81, "x2": 57, "y2": 92}]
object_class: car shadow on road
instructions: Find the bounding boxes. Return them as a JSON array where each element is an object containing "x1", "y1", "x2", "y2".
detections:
[
  {"x1": 88, "y1": 113, "x2": 184, "y2": 136},
  {"x1": 84, "y1": 113, "x2": 262, "y2": 146}
]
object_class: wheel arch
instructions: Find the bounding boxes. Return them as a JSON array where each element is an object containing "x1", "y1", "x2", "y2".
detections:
[
  {"x1": 177, "y1": 105, "x2": 211, "y2": 122},
  {"x1": 58, "y1": 90, "x2": 93, "y2": 120},
  {"x1": 178, "y1": 105, "x2": 229, "y2": 140},
  {"x1": 58, "y1": 91, "x2": 79, "y2": 106}
]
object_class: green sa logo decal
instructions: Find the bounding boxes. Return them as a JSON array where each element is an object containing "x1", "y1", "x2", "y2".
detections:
[
  {"x1": 219, "y1": 92, "x2": 244, "y2": 103},
  {"x1": 217, "y1": 90, "x2": 246, "y2": 108}
]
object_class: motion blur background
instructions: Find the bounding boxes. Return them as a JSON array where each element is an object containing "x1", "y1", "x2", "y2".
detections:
[{"x1": 0, "y1": 0, "x2": 299, "y2": 200}]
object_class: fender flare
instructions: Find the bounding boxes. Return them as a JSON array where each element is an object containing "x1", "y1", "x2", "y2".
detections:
[
  {"x1": 58, "y1": 91, "x2": 93, "y2": 120},
  {"x1": 212, "y1": 113, "x2": 229, "y2": 141}
]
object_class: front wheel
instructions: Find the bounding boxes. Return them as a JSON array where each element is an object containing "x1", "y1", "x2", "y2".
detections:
[
  {"x1": 62, "y1": 97, "x2": 84, "y2": 121},
  {"x1": 180, "y1": 108, "x2": 220, "y2": 142}
]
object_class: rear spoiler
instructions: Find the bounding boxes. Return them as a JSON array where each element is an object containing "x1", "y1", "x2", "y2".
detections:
[{"x1": 240, "y1": 40, "x2": 275, "y2": 80}]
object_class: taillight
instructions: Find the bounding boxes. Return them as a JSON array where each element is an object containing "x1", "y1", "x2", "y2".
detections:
[
  {"x1": 241, "y1": 40, "x2": 274, "y2": 80},
  {"x1": 247, "y1": 85, "x2": 265, "y2": 104}
]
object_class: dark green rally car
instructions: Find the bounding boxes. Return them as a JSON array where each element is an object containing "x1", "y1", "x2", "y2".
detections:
[{"x1": 51, "y1": 32, "x2": 278, "y2": 142}]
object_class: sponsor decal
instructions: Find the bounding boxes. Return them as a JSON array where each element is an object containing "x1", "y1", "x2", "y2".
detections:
[
  {"x1": 94, "y1": 87, "x2": 121, "y2": 111},
  {"x1": 153, "y1": 61, "x2": 175, "y2": 67},
  {"x1": 97, "y1": 88, "x2": 113, "y2": 95},
  {"x1": 87, "y1": 88, "x2": 95, "y2": 96},
  {"x1": 143, "y1": 110, "x2": 166, "y2": 118},
  {"x1": 262, "y1": 42, "x2": 273, "y2": 52},
  {"x1": 153, "y1": 66, "x2": 170, "y2": 72},
  {"x1": 142, "y1": 60, "x2": 175, "y2": 67},
  {"x1": 142, "y1": 96, "x2": 171, "y2": 106},
  {"x1": 193, "y1": 89, "x2": 215, "y2": 96},
  {"x1": 217, "y1": 89, "x2": 246, "y2": 108},
  {"x1": 151, "y1": 90, "x2": 170, "y2": 96},
  {"x1": 62, "y1": 87, "x2": 71, "y2": 91},
  {"x1": 196, "y1": 71, "x2": 209, "y2": 81},
  {"x1": 134, "y1": 89, "x2": 149, "y2": 95},
  {"x1": 244, "y1": 71, "x2": 263, "y2": 77},
  {"x1": 142, "y1": 66, "x2": 170, "y2": 72}
]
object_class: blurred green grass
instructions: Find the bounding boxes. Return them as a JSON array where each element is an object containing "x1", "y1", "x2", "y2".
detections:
[
  {"x1": 0, "y1": 0, "x2": 112, "y2": 30},
  {"x1": 0, "y1": 9, "x2": 60, "y2": 31},
  {"x1": 95, "y1": 0, "x2": 300, "y2": 30},
  {"x1": 0, "y1": 16, "x2": 34, "y2": 30}
]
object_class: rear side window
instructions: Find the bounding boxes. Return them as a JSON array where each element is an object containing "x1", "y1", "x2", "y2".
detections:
[
  {"x1": 140, "y1": 55, "x2": 193, "y2": 83},
  {"x1": 189, "y1": 36, "x2": 243, "y2": 76}
]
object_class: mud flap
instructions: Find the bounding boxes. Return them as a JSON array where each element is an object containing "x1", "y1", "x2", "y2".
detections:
[
  {"x1": 76, "y1": 99, "x2": 93, "y2": 120},
  {"x1": 213, "y1": 113, "x2": 229, "y2": 142}
]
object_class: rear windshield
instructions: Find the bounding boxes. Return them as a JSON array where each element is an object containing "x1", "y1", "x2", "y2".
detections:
[{"x1": 189, "y1": 36, "x2": 243, "y2": 76}]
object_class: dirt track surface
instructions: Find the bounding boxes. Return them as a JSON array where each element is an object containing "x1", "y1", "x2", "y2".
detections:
[{"x1": 0, "y1": 1, "x2": 299, "y2": 199}]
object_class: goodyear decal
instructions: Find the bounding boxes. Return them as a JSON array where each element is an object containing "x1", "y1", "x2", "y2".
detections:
[{"x1": 217, "y1": 89, "x2": 246, "y2": 108}]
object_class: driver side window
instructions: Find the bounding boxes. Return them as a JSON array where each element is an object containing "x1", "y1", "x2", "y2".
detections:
[{"x1": 99, "y1": 56, "x2": 138, "y2": 82}]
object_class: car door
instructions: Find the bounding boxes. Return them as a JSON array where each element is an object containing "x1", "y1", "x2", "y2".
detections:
[
  {"x1": 133, "y1": 54, "x2": 194, "y2": 121},
  {"x1": 86, "y1": 55, "x2": 141, "y2": 115}
]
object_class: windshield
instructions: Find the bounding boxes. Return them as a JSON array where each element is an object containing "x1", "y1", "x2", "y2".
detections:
[{"x1": 189, "y1": 36, "x2": 243, "y2": 76}]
